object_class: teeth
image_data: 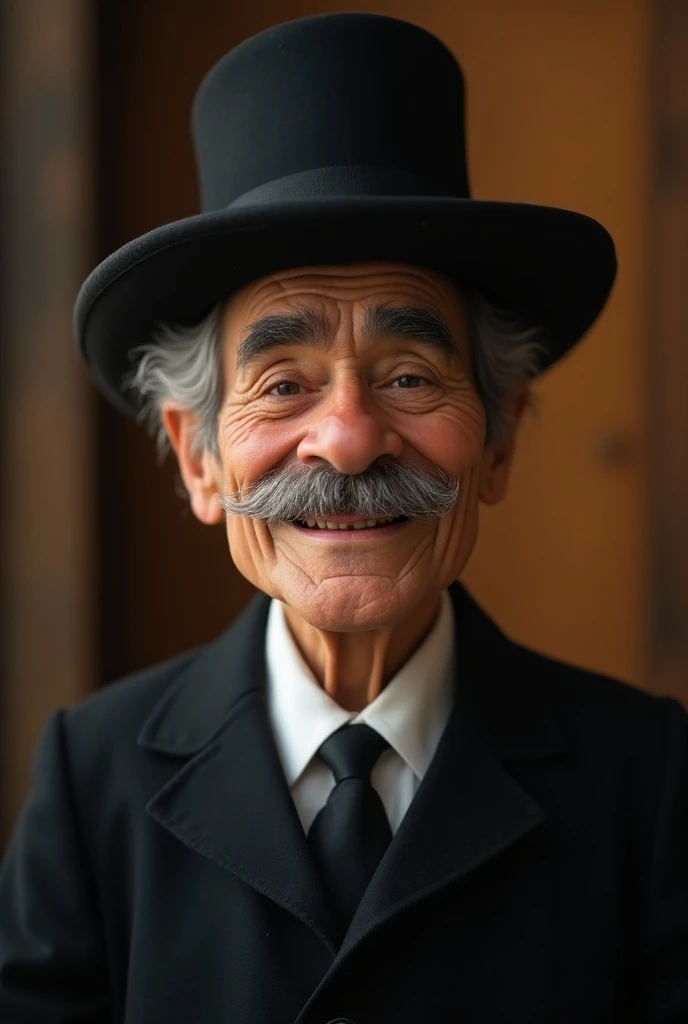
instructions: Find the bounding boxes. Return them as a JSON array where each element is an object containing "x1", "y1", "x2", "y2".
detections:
[
  {"x1": 298, "y1": 516, "x2": 401, "y2": 532},
  {"x1": 303, "y1": 516, "x2": 401, "y2": 530}
]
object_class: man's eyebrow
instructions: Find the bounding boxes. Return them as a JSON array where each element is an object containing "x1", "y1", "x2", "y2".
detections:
[
  {"x1": 235, "y1": 302, "x2": 457, "y2": 370},
  {"x1": 362, "y1": 303, "x2": 456, "y2": 355},
  {"x1": 236, "y1": 308, "x2": 333, "y2": 369}
]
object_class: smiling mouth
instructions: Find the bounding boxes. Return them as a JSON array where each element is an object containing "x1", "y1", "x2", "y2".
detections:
[{"x1": 292, "y1": 515, "x2": 408, "y2": 531}]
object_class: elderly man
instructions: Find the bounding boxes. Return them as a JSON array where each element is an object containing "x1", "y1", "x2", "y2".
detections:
[{"x1": 1, "y1": 12, "x2": 687, "y2": 1024}]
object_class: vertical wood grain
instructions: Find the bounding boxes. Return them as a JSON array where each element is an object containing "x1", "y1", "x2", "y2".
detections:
[
  {"x1": 0, "y1": 0, "x2": 95, "y2": 841},
  {"x1": 647, "y1": 0, "x2": 688, "y2": 703}
]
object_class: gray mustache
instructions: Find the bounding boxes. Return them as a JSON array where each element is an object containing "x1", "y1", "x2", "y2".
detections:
[{"x1": 219, "y1": 462, "x2": 460, "y2": 523}]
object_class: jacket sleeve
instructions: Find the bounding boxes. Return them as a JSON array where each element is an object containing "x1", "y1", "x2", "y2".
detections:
[
  {"x1": 0, "y1": 709, "x2": 110, "y2": 1023},
  {"x1": 633, "y1": 697, "x2": 688, "y2": 1022}
]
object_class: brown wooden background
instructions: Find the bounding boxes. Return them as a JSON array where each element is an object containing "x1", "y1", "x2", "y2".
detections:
[{"x1": 1, "y1": 0, "x2": 687, "y2": 843}]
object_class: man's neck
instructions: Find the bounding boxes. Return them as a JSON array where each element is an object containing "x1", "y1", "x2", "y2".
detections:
[{"x1": 283, "y1": 592, "x2": 443, "y2": 712}]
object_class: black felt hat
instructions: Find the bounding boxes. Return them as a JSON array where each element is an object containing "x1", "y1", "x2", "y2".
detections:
[{"x1": 74, "y1": 12, "x2": 617, "y2": 417}]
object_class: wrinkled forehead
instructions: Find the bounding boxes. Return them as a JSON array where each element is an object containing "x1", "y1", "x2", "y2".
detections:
[{"x1": 222, "y1": 261, "x2": 470, "y2": 351}]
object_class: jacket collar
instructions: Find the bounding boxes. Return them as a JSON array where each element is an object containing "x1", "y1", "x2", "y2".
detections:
[
  {"x1": 137, "y1": 588, "x2": 271, "y2": 756},
  {"x1": 139, "y1": 580, "x2": 566, "y2": 962},
  {"x1": 137, "y1": 581, "x2": 566, "y2": 762}
]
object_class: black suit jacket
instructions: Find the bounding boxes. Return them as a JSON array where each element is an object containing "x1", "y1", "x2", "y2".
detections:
[{"x1": 1, "y1": 583, "x2": 687, "y2": 1023}]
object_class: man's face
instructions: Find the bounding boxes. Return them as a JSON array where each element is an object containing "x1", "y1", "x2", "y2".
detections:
[{"x1": 170, "y1": 262, "x2": 521, "y2": 632}]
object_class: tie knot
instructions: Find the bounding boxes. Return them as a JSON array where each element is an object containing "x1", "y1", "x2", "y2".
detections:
[{"x1": 317, "y1": 723, "x2": 390, "y2": 784}]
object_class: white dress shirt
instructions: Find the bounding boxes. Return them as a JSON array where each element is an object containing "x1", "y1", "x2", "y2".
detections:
[{"x1": 264, "y1": 589, "x2": 455, "y2": 835}]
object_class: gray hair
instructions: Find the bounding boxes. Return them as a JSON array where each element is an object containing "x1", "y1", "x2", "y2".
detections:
[
  {"x1": 123, "y1": 289, "x2": 546, "y2": 463},
  {"x1": 219, "y1": 460, "x2": 461, "y2": 523}
]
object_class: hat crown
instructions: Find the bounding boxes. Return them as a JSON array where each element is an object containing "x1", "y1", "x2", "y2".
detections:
[{"x1": 191, "y1": 13, "x2": 470, "y2": 211}]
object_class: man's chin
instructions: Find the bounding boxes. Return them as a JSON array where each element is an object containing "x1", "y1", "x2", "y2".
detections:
[{"x1": 279, "y1": 573, "x2": 426, "y2": 633}]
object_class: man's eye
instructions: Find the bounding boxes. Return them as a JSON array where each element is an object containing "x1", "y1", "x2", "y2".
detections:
[
  {"x1": 394, "y1": 375, "x2": 428, "y2": 388},
  {"x1": 269, "y1": 381, "x2": 303, "y2": 397}
]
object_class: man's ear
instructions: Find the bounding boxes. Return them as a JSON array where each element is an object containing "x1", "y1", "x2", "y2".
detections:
[
  {"x1": 161, "y1": 401, "x2": 223, "y2": 524},
  {"x1": 478, "y1": 386, "x2": 529, "y2": 506}
]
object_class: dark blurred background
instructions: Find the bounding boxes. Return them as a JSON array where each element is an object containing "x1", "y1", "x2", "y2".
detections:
[{"x1": 1, "y1": 0, "x2": 687, "y2": 843}]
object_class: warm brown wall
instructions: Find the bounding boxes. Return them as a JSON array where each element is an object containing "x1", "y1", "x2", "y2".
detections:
[
  {"x1": 0, "y1": 0, "x2": 95, "y2": 842},
  {"x1": 648, "y1": 0, "x2": 688, "y2": 701},
  {"x1": 96, "y1": 3, "x2": 255, "y2": 683}
]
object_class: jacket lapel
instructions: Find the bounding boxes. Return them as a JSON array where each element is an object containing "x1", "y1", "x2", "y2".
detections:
[
  {"x1": 138, "y1": 593, "x2": 339, "y2": 953},
  {"x1": 138, "y1": 581, "x2": 566, "y2": 970},
  {"x1": 337, "y1": 696, "x2": 546, "y2": 960},
  {"x1": 296, "y1": 583, "x2": 568, "y2": 1016}
]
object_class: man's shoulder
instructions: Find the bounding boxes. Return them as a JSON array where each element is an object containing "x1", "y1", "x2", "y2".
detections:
[
  {"x1": 514, "y1": 638, "x2": 651, "y2": 707},
  {"x1": 62, "y1": 640, "x2": 209, "y2": 751},
  {"x1": 508, "y1": 635, "x2": 686, "y2": 752},
  {"x1": 458, "y1": 584, "x2": 685, "y2": 746},
  {"x1": 59, "y1": 590, "x2": 270, "y2": 769}
]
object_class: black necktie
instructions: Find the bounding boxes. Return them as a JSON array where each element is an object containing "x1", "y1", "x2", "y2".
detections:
[{"x1": 308, "y1": 723, "x2": 393, "y2": 937}]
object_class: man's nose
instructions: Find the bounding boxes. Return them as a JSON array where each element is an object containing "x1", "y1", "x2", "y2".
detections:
[{"x1": 296, "y1": 381, "x2": 402, "y2": 475}]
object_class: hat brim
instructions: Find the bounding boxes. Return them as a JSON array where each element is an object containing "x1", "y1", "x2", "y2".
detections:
[{"x1": 74, "y1": 195, "x2": 616, "y2": 417}]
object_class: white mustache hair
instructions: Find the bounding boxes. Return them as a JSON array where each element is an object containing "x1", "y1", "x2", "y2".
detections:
[{"x1": 219, "y1": 462, "x2": 460, "y2": 523}]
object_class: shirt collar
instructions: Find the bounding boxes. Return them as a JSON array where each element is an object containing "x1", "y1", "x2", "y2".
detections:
[{"x1": 265, "y1": 590, "x2": 455, "y2": 787}]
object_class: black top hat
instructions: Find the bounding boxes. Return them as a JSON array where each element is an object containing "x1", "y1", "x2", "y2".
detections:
[{"x1": 74, "y1": 12, "x2": 616, "y2": 417}]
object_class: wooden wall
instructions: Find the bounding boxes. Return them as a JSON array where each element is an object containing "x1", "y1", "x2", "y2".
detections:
[
  {"x1": 0, "y1": 0, "x2": 95, "y2": 841},
  {"x1": 648, "y1": 0, "x2": 688, "y2": 700}
]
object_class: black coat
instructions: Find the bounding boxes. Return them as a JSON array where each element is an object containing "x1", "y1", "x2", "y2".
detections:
[{"x1": 1, "y1": 583, "x2": 687, "y2": 1023}]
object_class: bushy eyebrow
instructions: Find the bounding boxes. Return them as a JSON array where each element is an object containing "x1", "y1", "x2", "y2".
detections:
[
  {"x1": 235, "y1": 302, "x2": 456, "y2": 370},
  {"x1": 236, "y1": 308, "x2": 332, "y2": 369},
  {"x1": 363, "y1": 302, "x2": 456, "y2": 355}
]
